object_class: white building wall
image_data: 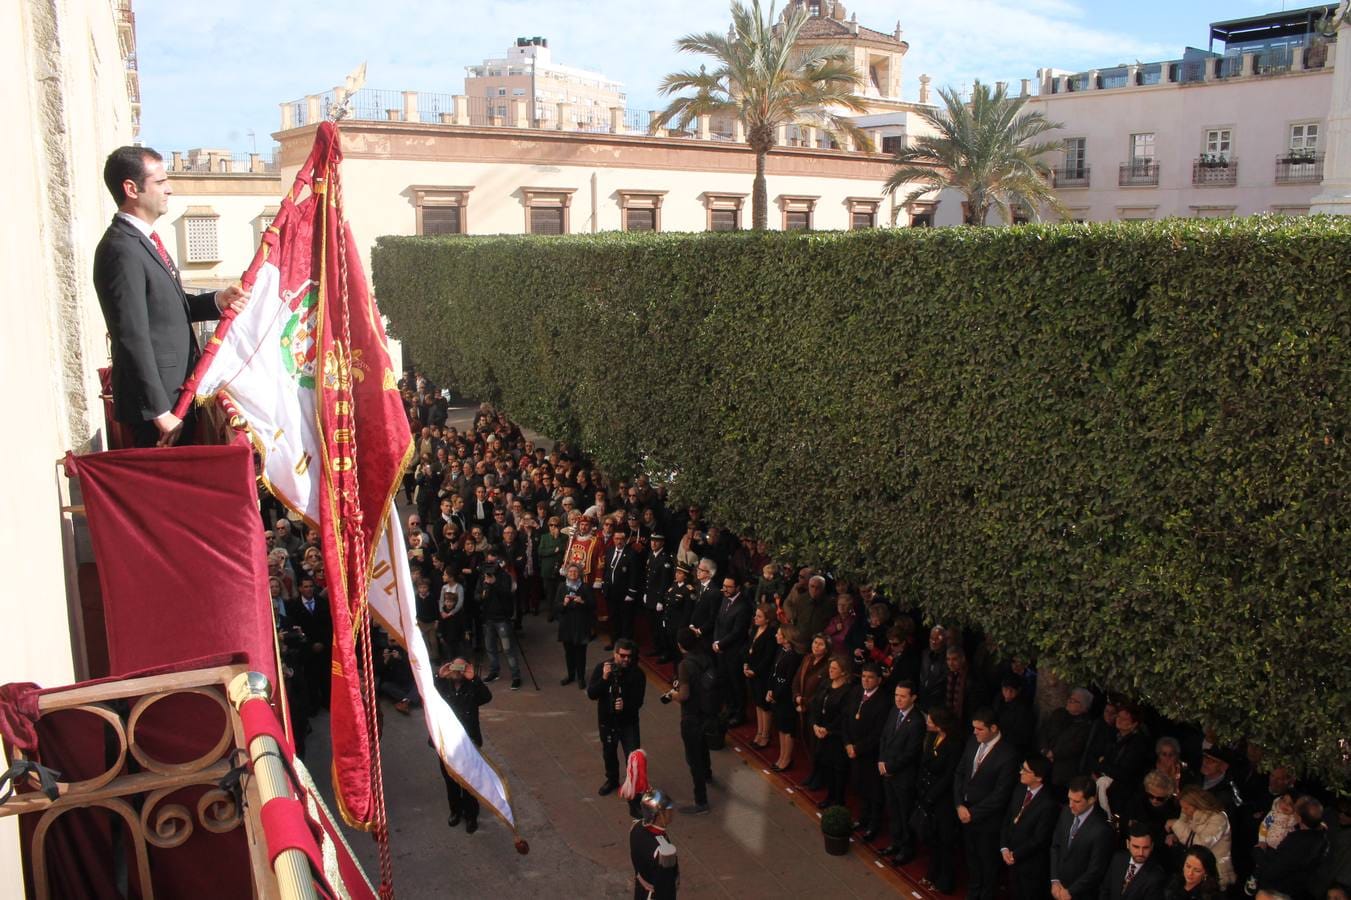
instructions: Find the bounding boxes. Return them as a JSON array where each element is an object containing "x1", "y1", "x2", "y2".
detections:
[
  {"x1": 0, "y1": 0, "x2": 134, "y2": 889},
  {"x1": 164, "y1": 185, "x2": 283, "y2": 290}
]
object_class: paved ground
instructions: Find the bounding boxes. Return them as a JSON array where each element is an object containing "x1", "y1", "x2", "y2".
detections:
[{"x1": 305, "y1": 406, "x2": 916, "y2": 898}]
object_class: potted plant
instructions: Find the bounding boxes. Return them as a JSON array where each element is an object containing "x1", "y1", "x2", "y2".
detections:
[
  {"x1": 1281, "y1": 147, "x2": 1316, "y2": 164},
  {"x1": 820, "y1": 805, "x2": 853, "y2": 855},
  {"x1": 1199, "y1": 152, "x2": 1229, "y2": 168}
]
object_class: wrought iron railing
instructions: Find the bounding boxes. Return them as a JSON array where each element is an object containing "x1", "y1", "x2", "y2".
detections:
[
  {"x1": 1052, "y1": 166, "x2": 1091, "y2": 188},
  {"x1": 1120, "y1": 161, "x2": 1160, "y2": 186},
  {"x1": 1275, "y1": 152, "x2": 1324, "y2": 183}
]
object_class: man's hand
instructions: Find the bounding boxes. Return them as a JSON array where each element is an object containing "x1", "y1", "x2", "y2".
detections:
[
  {"x1": 153, "y1": 411, "x2": 183, "y2": 447},
  {"x1": 846, "y1": 744, "x2": 856, "y2": 759},
  {"x1": 878, "y1": 761, "x2": 888, "y2": 776},
  {"x1": 712, "y1": 641, "x2": 721, "y2": 653},
  {"x1": 956, "y1": 804, "x2": 972, "y2": 824},
  {"x1": 602, "y1": 661, "x2": 613, "y2": 679},
  {"x1": 215, "y1": 284, "x2": 249, "y2": 314},
  {"x1": 1001, "y1": 848, "x2": 1015, "y2": 865}
]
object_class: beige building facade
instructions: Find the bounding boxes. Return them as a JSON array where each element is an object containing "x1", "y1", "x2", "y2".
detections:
[
  {"x1": 464, "y1": 36, "x2": 626, "y2": 131},
  {"x1": 2, "y1": 0, "x2": 137, "y2": 887}
]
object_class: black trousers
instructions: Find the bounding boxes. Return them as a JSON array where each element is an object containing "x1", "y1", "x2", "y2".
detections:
[
  {"x1": 600, "y1": 721, "x2": 641, "y2": 784},
  {"x1": 963, "y1": 821, "x2": 1002, "y2": 900},
  {"x1": 440, "y1": 760, "x2": 479, "y2": 822},
  {"x1": 680, "y1": 716, "x2": 711, "y2": 805},
  {"x1": 715, "y1": 648, "x2": 745, "y2": 719},
  {"x1": 883, "y1": 776, "x2": 917, "y2": 849},
  {"x1": 853, "y1": 756, "x2": 884, "y2": 830},
  {"x1": 926, "y1": 805, "x2": 961, "y2": 893},
  {"x1": 613, "y1": 596, "x2": 638, "y2": 641},
  {"x1": 562, "y1": 642, "x2": 588, "y2": 682}
]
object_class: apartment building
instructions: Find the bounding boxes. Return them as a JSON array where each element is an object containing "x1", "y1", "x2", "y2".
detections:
[{"x1": 464, "y1": 36, "x2": 627, "y2": 131}]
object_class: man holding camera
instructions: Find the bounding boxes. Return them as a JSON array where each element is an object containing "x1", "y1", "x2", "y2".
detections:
[
  {"x1": 434, "y1": 658, "x2": 492, "y2": 834},
  {"x1": 477, "y1": 561, "x2": 521, "y2": 690},
  {"x1": 587, "y1": 638, "x2": 646, "y2": 797}
]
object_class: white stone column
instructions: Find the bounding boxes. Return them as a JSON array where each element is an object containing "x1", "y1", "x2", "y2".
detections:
[
  {"x1": 453, "y1": 95, "x2": 469, "y2": 125},
  {"x1": 1241, "y1": 52, "x2": 1256, "y2": 77},
  {"x1": 402, "y1": 91, "x2": 419, "y2": 122},
  {"x1": 279, "y1": 102, "x2": 295, "y2": 131},
  {"x1": 558, "y1": 103, "x2": 575, "y2": 130},
  {"x1": 511, "y1": 98, "x2": 529, "y2": 128},
  {"x1": 698, "y1": 114, "x2": 711, "y2": 140},
  {"x1": 1311, "y1": 1, "x2": 1351, "y2": 213},
  {"x1": 610, "y1": 107, "x2": 625, "y2": 133},
  {"x1": 733, "y1": 119, "x2": 745, "y2": 143}
]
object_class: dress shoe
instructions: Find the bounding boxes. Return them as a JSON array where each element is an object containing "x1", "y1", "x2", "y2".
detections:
[
  {"x1": 879, "y1": 844, "x2": 902, "y2": 856},
  {"x1": 394, "y1": 700, "x2": 410, "y2": 715},
  {"x1": 769, "y1": 764, "x2": 786, "y2": 773},
  {"x1": 726, "y1": 716, "x2": 745, "y2": 728},
  {"x1": 891, "y1": 850, "x2": 915, "y2": 867},
  {"x1": 483, "y1": 672, "x2": 500, "y2": 683},
  {"x1": 559, "y1": 677, "x2": 574, "y2": 686},
  {"x1": 801, "y1": 778, "x2": 823, "y2": 791},
  {"x1": 464, "y1": 818, "x2": 478, "y2": 834},
  {"x1": 598, "y1": 780, "x2": 617, "y2": 796},
  {"x1": 861, "y1": 828, "x2": 881, "y2": 842},
  {"x1": 510, "y1": 678, "x2": 521, "y2": 691},
  {"x1": 816, "y1": 799, "x2": 831, "y2": 810},
  {"x1": 678, "y1": 803, "x2": 709, "y2": 815},
  {"x1": 577, "y1": 679, "x2": 586, "y2": 689},
  {"x1": 447, "y1": 813, "x2": 462, "y2": 828}
]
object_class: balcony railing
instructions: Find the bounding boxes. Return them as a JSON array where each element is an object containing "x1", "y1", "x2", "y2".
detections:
[
  {"x1": 1051, "y1": 166, "x2": 1091, "y2": 188},
  {"x1": 1193, "y1": 157, "x2": 1238, "y2": 185},
  {"x1": 1119, "y1": 161, "x2": 1160, "y2": 187},
  {"x1": 1274, "y1": 152, "x2": 1324, "y2": 183}
]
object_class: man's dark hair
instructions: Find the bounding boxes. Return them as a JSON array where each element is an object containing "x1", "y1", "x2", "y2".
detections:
[
  {"x1": 1126, "y1": 819, "x2": 1153, "y2": 841},
  {"x1": 1023, "y1": 754, "x2": 1050, "y2": 781},
  {"x1": 1066, "y1": 775, "x2": 1096, "y2": 799},
  {"x1": 860, "y1": 662, "x2": 882, "y2": 678},
  {"x1": 615, "y1": 638, "x2": 638, "y2": 655},
  {"x1": 971, "y1": 707, "x2": 998, "y2": 729},
  {"x1": 893, "y1": 679, "x2": 917, "y2": 694},
  {"x1": 103, "y1": 145, "x2": 162, "y2": 205}
]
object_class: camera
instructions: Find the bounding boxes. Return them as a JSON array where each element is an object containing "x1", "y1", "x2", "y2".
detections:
[{"x1": 660, "y1": 693, "x2": 672, "y2": 705}]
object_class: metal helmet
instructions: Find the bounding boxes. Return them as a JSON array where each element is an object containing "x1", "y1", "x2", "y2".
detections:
[{"x1": 639, "y1": 788, "x2": 673, "y2": 824}]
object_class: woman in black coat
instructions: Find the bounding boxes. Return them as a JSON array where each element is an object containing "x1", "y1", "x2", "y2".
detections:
[
  {"x1": 767, "y1": 626, "x2": 804, "y2": 772},
  {"x1": 1164, "y1": 846, "x2": 1224, "y2": 900},
  {"x1": 742, "y1": 603, "x2": 778, "y2": 749},
  {"x1": 554, "y1": 562, "x2": 594, "y2": 688},
  {"x1": 916, "y1": 706, "x2": 963, "y2": 894},
  {"x1": 809, "y1": 655, "x2": 855, "y2": 809}
]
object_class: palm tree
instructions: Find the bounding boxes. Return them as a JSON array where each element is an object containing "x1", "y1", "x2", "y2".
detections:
[
  {"x1": 884, "y1": 81, "x2": 1067, "y2": 226},
  {"x1": 654, "y1": 0, "x2": 871, "y2": 230}
]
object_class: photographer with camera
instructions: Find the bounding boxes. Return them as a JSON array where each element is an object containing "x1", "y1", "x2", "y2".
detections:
[
  {"x1": 434, "y1": 658, "x2": 492, "y2": 834},
  {"x1": 588, "y1": 638, "x2": 646, "y2": 798},
  {"x1": 662, "y1": 629, "x2": 717, "y2": 815},
  {"x1": 477, "y1": 561, "x2": 521, "y2": 691}
]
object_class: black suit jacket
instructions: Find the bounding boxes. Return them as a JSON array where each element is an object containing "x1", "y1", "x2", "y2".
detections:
[
  {"x1": 1100, "y1": 852, "x2": 1168, "y2": 900},
  {"x1": 1050, "y1": 807, "x2": 1115, "y2": 899},
  {"x1": 954, "y1": 736, "x2": 1020, "y2": 828},
  {"x1": 711, "y1": 593, "x2": 752, "y2": 653},
  {"x1": 842, "y1": 684, "x2": 892, "y2": 761},
  {"x1": 1000, "y1": 785, "x2": 1059, "y2": 873},
  {"x1": 603, "y1": 545, "x2": 640, "y2": 603},
  {"x1": 878, "y1": 705, "x2": 925, "y2": 782},
  {"x1": 93, "y1": 215, "x2": 220, "y2": 422}
]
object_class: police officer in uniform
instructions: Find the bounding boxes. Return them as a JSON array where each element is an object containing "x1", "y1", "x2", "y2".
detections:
[
  {"x1": 630, "y1": 788, "x2": 679, "y2": 899},
  {"x1": 661, "y1": 564, "x2": 696, "y2": 664},
  {"x1": 643, "y1": 533, "x2": 675, "y2": 660}
]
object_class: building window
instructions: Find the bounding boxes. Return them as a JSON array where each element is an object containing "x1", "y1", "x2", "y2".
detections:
[
  {"x1": 254, "y1": 206, "x2": 279, "y2": 246},
  {"x1": 847, "y1": 198, "x2": 880, "y2": 230},
  {"x1": 881, "y1": 135, "x2": 906, "y2": 155},
  {"x1": 522, "y1": 188, "x2": 575, "y2": 235},
  {"x1": 909, "y1": 203, "x2": 936, "y2": 227},
  {"x1": 1290, "y1": 122, "x2": 1319, "y2": 151},
  {"x1": 498, "y1": 88, "x2": 507, "y2": 97},
  {"x1": 412, "y1": 186, "x2": 472, "y2": 236},
  {"x1": 1129, "y1": 132, "x2": 1155, "y2": 163},
  {"x1": 1205, "y1": 128, "x2": 1232, "y2": 160},
  {"x1": 702, "y1": 193, "x2": 746, "y2": 231},
  {"x1": 617, "y1": 191, "x2": 666, "y2": 233},
  {"x1": 180, "y1": 209, "x2": 220, "y2": 263},
  {"x1": 1065, "y1": 138, "x2": 1087, "y2": 177},
  {"x1": 778, "y1": 195, "x2": 817, "y2": 231}
]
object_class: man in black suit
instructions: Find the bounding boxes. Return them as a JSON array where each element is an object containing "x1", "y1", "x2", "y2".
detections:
[
  {"x1": 94, "y1": 146, "x2": 247, "y2": 447},
  {"x1": 286, "y1": 577, "x2": 333, "y2": 712},
  {"x1": 1050, "y1": 775, "x2": 1115, "y2": 900},
  {"x1": 1001, "y1": 755, "x2": 1060, "y2": 900},
  {"x1": 710, "y1": 576, "x2": 752, "y2": 727},
  {"x1": 955, "y1": 709, "x2": 1021, "y2": 900},
  {"x1": 844, "y1": 663, "x2": 892, "y2": 842},
  {"x1": 1100, "y1": 820, "x2": 1167, "y2": 900},
  {"x1": 641, "y1": 533, "x2": 676, "y2": 660},
  {"x1": 602, "y1": 528, "x2": 640, "y2": 650},
  {"x1": 878, "y1": 680, "x2": 925, "y2": 864},
  {"x1": 688, "y1": 558, "x2": 721, "y2": 651}
]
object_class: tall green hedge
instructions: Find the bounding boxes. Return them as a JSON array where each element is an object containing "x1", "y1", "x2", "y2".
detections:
[{"x1": 373, "y1": 219, "x2": 1350, "y2": 787}]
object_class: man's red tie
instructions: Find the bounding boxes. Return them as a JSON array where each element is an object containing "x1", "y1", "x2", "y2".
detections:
[
  {"x1": 1016, "y1": 788, "x2": 1034, "y2": 820},
  {"x1": 149, "y1": 231, "x2": 177, "y2": 276}
]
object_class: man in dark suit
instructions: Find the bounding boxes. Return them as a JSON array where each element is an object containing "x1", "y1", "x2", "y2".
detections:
[
  {"x1": 710, "y1": 576, "x2": 752, "y2": 727},
  {"x1": 602, "y1": 528, "x2": 641, "y2": 650},
  {"x1": 878, "y1": 680, "x2": 925, "y2": 864},
  {"x1": 844, "y1": 663, "x2": 892, "y2": 841},
  {"x1": 1001, "y1": 754, "x2": 1060, "y2": 900},
  {"x1": 955, "y1": 709, "x2": 1021, "y2": 900},
  {"x1": 1050, "y1": 775, "x2": 1115, "y2": 900},
  {"x1": 286, "y1": 577, "x2": 333, "y2": 712},
  {"x1": 688, "y1": 558, "x2": 721, "y2": 650},
  {"x1": 1099, "y1": 820, "x2": 1167, "y2": 900},
  {"x1": 641, "y1": 533, "x2": 676, "y2": 660},
  {"x1": 94, "y1": 146, "x2": 246, "y2": 447}
]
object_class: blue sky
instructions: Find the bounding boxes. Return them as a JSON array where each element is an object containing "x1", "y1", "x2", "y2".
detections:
[{"x1": 135, "y1": 0, "x2": 1296, "y2": 153}]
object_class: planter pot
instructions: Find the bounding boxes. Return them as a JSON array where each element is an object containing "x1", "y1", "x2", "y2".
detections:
[{"x1": 823, "y1": 832, "x2": 851, "y2": 855}]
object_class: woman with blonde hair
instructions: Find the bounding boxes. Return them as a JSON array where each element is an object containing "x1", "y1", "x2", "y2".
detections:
[{"x1": 1166, "y1": 785, "x2": 1236, "y2": 887}]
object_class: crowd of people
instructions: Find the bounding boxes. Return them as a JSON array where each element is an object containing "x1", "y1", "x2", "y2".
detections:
[{"x1": 266, "y1": 372, "x2": 1350, "y2": 900}]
